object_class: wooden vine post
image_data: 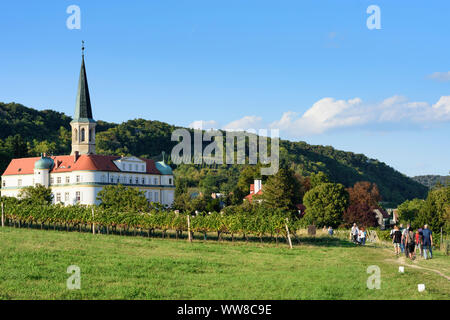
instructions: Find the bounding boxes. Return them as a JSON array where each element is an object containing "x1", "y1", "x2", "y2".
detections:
[
  {"x1": 187, "y1": 215, "x2": 192, "y2": 243},
  {"x1": 92, "y1": 208, "x2": 95, "y2": 235},
  {"x1": 1, "y1": 202, "x2": 4, "y2": 228},
  {"x1": 285, "y1": 218, "x2": 293, "y2": 249}
]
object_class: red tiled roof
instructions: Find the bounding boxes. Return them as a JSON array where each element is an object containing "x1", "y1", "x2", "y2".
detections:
[
  {"x1": 2, "y1": 154, "x2": 161, "y2": 176},
  {"x1": 244, "y1": 189, "x2": 263, "y2": 203}
]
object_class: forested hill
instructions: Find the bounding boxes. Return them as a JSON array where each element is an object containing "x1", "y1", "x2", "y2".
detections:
[
  {"x1": 413, "y1": 175, "x2": 450, "y2": 189},
  {"x1": 0, "y1": 102, "x2": 428, "y2": 205}
]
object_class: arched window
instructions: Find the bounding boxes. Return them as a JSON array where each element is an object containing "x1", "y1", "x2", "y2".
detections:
[
  {"x1": 89, "y1": 129, "x2": 93, "y2": 142},
  {"x1": 81, "y1": 128, "x2": 85, "y2": 142},
  {"x1": 74, "y1": 129, "x2": 78, "y2": 142}
]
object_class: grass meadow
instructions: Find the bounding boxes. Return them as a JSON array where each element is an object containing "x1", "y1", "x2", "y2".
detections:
[{"x1": 0, "y1": 226, "x2": 449, "y2": 300}]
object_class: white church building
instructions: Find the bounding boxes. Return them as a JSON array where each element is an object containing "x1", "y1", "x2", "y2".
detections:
[{"x1": 0, "y1": 48, "x2": 175, "y2": 206}]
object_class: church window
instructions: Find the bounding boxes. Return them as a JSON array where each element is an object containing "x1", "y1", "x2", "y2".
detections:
[
  {"x1": 169, "y1": 178, "x2": 172, "y2": 185},
  {"x1": 89, "y1": 129, "x2": 93, "y2": 142},
  {"x1": 74, "y1": 129, "x2": 78, "y2": 142},
  {"x1": 81, "y1": 128, "x2": 85, "y2": 142}
]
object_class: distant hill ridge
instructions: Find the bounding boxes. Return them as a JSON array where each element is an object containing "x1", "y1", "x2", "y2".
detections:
[
  {"x1": 0, "y1": 102, "x2": 428, "y2": 205},
  {"x1": 412, "y1": 175, "x2": 450, "y2": 189}
]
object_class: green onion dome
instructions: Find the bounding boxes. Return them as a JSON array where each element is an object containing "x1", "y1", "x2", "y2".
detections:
[
  {"x1": 34, "y1": 154, "x2": 54, "y2": 170},
  {"x1": 155, "y1": 161, "x2": 173, "y2": 175}
]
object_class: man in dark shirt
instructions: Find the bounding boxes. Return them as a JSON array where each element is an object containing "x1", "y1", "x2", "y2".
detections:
[{"x1": 422, "y1": 224, "x2": 433, "y2": 260}]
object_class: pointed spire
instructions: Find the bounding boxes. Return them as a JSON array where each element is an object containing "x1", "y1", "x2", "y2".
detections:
[{"x1": 73, "y1": 40, "x2": 94, "y2": 123}]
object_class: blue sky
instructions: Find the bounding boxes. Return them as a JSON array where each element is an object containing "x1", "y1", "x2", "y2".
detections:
[{"x1": 0, "y1": 0, "x2": 449, "y2": 176}]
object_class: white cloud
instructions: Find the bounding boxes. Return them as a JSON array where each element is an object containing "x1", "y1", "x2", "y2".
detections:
[
  {"x1": 188, "y1": 120, "x2": 219, "y2": 130},
  {"x1": 428, "y1": 71, "x2": 450, "y2": 82},
  {"x1": 222, "y1": 115, "x2": 263, "y2": 131},
  {"x1": 270, "y1": 95, "x2": 450, "y2": 136},
  {"x1": 188, "y1": 95, "x2": 450, "y2": 138}
]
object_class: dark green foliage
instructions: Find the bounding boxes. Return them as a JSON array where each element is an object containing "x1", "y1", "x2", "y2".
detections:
[
  {"x1": 303, "y1": 183, "x2": 350, "y2": 228},
  {"x1": 17, "y1": 185, "x2": 53, "y2": 205},
  {"x1": 397, "y1": 186, "x2": 450, "y2": 233},
  {"x1": 261, "y1": 168, "x2": 301, "y2": 211},
  {"x1": 96, "y1": 184, "x2": 149, "y2": 212}
]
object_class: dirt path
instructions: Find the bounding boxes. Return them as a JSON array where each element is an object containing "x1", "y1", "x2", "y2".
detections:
[{"x1": 383, "y1": 249, "x2": 450, "y2": 281}]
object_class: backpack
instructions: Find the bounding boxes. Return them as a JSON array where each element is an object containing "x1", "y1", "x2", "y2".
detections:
[{"x1": 408, "y1": 231, "x2": 414, "y2": 243}]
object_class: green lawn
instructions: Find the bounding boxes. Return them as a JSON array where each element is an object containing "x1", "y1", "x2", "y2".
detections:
[{"x1": 0, "y1": 227, "x2": 449, "y2": 300}]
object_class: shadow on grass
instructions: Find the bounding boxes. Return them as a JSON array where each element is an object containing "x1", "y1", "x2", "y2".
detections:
[{"x1": 3, "y1": 222, "x2": 359, "y2": 248}]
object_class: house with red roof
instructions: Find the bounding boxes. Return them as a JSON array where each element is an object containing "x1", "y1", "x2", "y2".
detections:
[
  {"x1": 0, "y1": 48, "x2": 174, "y2": 206},
  {"x1": 244, "y1": 179, "x2": 264, "y2": 203}
]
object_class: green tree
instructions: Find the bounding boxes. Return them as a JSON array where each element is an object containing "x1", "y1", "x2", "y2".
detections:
[
  {"x1": 397, "y1": 198, "x2": 426, "y2": 227},
  {"x1": 97, "y1": 184, "x2": 149, "y2": 212},
  {"x1": 303, "y1": 183, "x2": 349, "y2": 228},
  {"x1": 416, "y1": 186, "x2": 450, "y2": 232},
  {"x1": 18, "y1": 185, "x2": 53, "y2": 205},
  {"x1": 261, "y1": 168, "x2": 301, "y2": 211},
  {"x1": 309, "y1": 171, "x2": 330, "y2": 188}
]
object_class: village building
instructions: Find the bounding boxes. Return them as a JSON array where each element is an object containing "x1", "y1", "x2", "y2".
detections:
[{"x1": 0, "y1": 48, "x2": 175, "y2": 206}]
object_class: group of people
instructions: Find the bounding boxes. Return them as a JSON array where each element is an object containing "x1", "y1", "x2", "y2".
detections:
[
  {"x1": 350, "y1": 223, "x2": 367, "y2": 245},
  {"x1": 390, "y1": 224, "x2": 433, "y2": 260}
]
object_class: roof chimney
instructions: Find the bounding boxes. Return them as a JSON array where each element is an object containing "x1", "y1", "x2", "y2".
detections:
[
  {"x1": 254, "y1": 179, "x2": 262, "y2": 194},
  {"x1": 74, "y1": 151, "x2": 79, "y2": 163}
]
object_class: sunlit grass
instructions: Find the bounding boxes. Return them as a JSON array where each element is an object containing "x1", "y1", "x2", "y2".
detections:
[{"x1": 0, "y1": 227, "x2": 449, "y2": 300}]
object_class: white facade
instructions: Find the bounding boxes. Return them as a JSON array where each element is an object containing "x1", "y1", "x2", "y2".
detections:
[{"x1": 1, "y1": 167, "x2": 174, "y2": 206}]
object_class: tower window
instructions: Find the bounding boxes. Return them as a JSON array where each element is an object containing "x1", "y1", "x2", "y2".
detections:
[
  {"x1": 81, "y1": 128, "x2": 85, "y2": 142},
  {"x1": 89, "y1": 129, "x2": 93, "y2": 142},
  {"x1": 74, "y1": 129, "x2": 78, "y2": 142}
]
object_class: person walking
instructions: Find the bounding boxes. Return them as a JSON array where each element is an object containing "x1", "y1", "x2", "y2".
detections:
[
  {"x1": 399, "y1": 224, "x2": 405, "y2": 253},
  {"x1": 327, "y1": 226, "x2": 334, "y2": 236},
  {"x1": 405, "y1": 227, "x2": 416, "y2": 260},
  {"x1": 402, "y1": 224, "x2": 410, "y2": 257},
  {"x1": 351, "y1": 223, "x2": 359, "y2": 244},
  {"x1": 415, "y1": 229, "x2": 422, "y2": 257},
  {"x1": 418, "y1": 228, "x2": 424, "y2": 257},
  {"x1": 359, "y1": 227, "x2": 367, "y2": 246},
  {"x1": 422, "y1": 224, "x2": 433, "y2": 260},
  {"x1": 392, "y1": 225, "x2": 402, "y2": 255}
]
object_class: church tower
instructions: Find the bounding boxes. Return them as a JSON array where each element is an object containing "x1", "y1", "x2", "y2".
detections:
[{"x1": 70, "y1": 41, "x2": 96, "y2": 155}]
